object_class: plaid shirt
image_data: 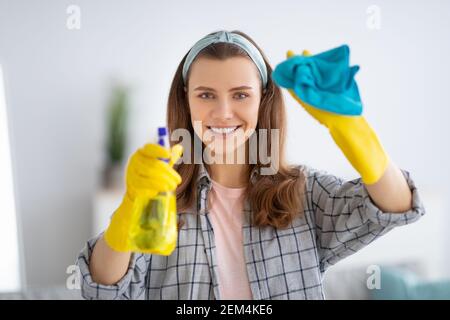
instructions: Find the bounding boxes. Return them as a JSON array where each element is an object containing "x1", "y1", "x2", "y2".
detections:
[{"x1": 77, "y1": 163, "x2": 425, "y2": 300}]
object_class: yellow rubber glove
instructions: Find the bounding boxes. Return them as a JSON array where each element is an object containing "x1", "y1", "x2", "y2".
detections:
[
  {"x1": 286, "y1": 50, "x2": 389, "y2": 184},
  {"x1": 103, "y1": 143, "x2": 183, "y2": 252}
]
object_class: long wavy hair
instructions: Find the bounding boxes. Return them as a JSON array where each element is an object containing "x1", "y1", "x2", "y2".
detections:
[{"x1": 167, "y1": 30, "x2": 305, "y2": 229}]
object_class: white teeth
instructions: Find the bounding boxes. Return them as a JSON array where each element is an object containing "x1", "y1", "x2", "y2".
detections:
[{"x1": 209, "y1": 126, "x2": 238, "y2": 134}]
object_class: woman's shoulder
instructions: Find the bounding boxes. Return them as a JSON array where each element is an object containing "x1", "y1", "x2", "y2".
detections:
[
  {"x1": 293, "y1": 163, "x2": 346, "y2": 192},
  {"x1": 295, "y1": 163, "x2": 341, "y2": 180}
]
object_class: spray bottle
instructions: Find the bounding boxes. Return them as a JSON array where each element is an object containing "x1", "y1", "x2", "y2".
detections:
[{"x1": 129, "y1": 127, "x2": 178, "y2": 255}]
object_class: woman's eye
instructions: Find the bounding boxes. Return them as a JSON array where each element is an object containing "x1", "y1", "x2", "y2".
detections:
[
  {"x1": 198, "y1": 92, "x2": 214, "y2": 99},
  {"x1": 234, "y1": 92, "x2": 249, "y2": 100}
]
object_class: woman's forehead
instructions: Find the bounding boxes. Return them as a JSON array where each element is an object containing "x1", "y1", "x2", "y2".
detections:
[{"x1": 188, "y1": 56, "x2": 260, "y2": 88}]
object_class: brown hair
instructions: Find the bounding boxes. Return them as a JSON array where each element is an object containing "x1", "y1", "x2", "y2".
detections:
[{"x1": 167, "y1": 30, "x2": 305, "y2": 229}]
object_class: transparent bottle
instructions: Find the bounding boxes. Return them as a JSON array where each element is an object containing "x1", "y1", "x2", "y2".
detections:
[{"x1": 129, "y1": 127, "x2": 178, "y2": 255}]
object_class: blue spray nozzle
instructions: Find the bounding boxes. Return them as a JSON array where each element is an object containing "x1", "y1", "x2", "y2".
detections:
[
  {"x1": 158, "y1": 127, "x2": 167, "y2": 138},
  {"x1": 157, "y1": 126, "x2": 167, "y2": 147},
  {"x1": 157, "y1": 126, "x2": 169, "y2": 162}
]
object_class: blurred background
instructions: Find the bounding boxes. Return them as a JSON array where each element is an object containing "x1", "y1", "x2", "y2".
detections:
[{"x1": 0, "y1": 0, "x2": 449, "y2": 299}]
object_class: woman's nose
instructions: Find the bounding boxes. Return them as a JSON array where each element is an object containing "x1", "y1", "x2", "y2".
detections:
[{"x1": 212, "y1": 98, "x2": 234, "y2": 119}]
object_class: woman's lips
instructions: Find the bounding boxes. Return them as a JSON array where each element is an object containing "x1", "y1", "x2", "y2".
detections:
[{"x1": 206, "y1": 125, "x2": 242, "y2": 138}]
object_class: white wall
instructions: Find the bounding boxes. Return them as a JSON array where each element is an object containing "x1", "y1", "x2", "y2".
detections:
[{"x1": 0, "y1": 0, "x2": 449, "y2": 286}]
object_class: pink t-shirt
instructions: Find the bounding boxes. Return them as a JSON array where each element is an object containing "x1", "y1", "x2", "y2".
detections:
[{"x1": 208, "y1": 179, "x2": 253, "y2": 300}]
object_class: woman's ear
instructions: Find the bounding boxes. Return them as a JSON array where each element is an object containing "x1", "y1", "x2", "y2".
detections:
[{"x1": 183, "y1": 86, "x2": 187, "y2": 93}]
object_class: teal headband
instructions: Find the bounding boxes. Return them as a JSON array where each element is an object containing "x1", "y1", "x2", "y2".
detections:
[{"x1": 182, "y1": 31, "x2": 268, "y2": 89}]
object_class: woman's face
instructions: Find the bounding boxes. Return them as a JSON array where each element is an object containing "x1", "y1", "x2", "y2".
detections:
[{"x1": 185, "y1": 56, "x2": 262, "y2": 159}]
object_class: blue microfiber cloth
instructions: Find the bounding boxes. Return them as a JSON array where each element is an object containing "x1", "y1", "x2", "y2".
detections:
[{"x1": 272, "y1": 44, "x2": 363, "y2": 116}]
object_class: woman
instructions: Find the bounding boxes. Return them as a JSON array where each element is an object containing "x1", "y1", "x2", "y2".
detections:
[{"x1": 77, "y1": 30, "x2": 425, "y2": 300}]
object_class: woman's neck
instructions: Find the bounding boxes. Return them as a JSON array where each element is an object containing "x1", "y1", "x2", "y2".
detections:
[
  {"x1": 206, "y1": 163, "x2": 250, "y2": 188},
  {"x1": 203, "y1": 141, "x2": 251, "y2": 188}
]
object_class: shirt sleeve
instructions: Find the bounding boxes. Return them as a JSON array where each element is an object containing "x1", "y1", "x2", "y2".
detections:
[
  {"x1": 302, "y1": 165, "x2": 426, "y2": 273},
  {"x1": 76, "y1": 233, "x2": 150, "y2": 300}
]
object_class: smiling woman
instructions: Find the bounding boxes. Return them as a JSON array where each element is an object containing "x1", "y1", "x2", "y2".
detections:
[
  {"x1": 77, "y1": 30, "x2": 425, "y2": 300},
  {"x1": 171, "y1": 31, "x2": 305, "y2": 225}
]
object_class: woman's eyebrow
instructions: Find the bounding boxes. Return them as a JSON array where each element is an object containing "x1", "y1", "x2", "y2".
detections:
[{"x1": 194, "y1": 86, "x2": 253, "y2": 92}]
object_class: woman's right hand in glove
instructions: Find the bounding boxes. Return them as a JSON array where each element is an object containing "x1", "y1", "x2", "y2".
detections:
[{"x1": 103, "y1": 143, "x2": 183, "y2": 252}]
